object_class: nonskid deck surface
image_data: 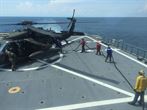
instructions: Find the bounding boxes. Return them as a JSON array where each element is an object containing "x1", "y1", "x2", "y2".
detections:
[{"x1": 0, "y1": 35, "x2": 147, "y2": 110}]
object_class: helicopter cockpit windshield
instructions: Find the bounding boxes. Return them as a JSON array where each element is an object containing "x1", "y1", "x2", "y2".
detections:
[{"x1": 0, "y1": 41, "x2": 7, "y2": 52}]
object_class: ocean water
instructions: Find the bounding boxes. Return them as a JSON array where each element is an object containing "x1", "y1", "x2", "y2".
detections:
[{"x1": 0, "y1": 17, "x2": 147, "y2": 50}]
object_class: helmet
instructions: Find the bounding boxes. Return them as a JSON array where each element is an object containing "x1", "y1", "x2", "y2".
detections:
[
  {"x1": 138, "y1": 70, "x2": 145, "y2": 75},
  {"x1": 97, "y1": 42, "x2": 99, "y2": 44}
]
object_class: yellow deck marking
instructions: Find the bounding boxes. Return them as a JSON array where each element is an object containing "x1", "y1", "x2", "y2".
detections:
[{"x1": 8, "y1": 86, "x2": 21, "y2": 94}]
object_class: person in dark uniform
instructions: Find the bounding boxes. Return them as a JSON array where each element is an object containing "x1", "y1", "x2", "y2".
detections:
[
  {"x1": 80, "y1": 38, "x2": 86, "y2": 53},
  {"x1": 105, "y1": 46, "x2": 113, "y2": 62},
  {"x1": 5, "y1": 48, "x2": 16, "y2": 71},
  {"x1": 56, "y1": 39, "x2": 62, "y2": 53},
  {"x1": 96, "y1": 42, "x2": 101, "y2": 55}
]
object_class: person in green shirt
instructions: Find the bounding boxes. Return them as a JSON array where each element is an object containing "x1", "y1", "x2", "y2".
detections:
[{"x1": 5, "y1": 48, "x2": 16, "y2": 71}]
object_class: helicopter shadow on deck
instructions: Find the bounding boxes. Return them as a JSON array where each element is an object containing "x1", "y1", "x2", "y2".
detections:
[
  {"x1": 129, "y1": 103, "x2": 147, "y2": 108},
  {"x1": 56, "y1": 63, "x2": 120, "y2": 85}
]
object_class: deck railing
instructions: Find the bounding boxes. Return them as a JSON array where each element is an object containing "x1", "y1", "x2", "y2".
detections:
[{"x1": 102, "y1": 37, "x2": 147, "y2": 63}]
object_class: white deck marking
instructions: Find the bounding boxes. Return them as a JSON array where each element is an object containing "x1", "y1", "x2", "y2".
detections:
[
  {"x1": 37, "y1": 97, "x2": 133, "y2": 110},
  {"x1": 69, "y1": 36, "x2": 86, "y2": 43},
  {"x1": 38, "y1": 36, "x2": 146, "y2": 110},
  {"x1": 37, "y1": 36, "x2": 147, "y2": 110},
  {"x1": 114, "y1": 50, "x2": 147, "y2": 68},
  {"x1": 60, "y1": 36, "x2": 85, "y2": 45},
  {"x1": 86, "y1": 49, "x2": 95, "y2": 52},
  {"x1": 86, "y1": 36, "x2": 147, "y2": 68},
  {"x1": 76, "y1": 49, "x2": 95, "y2": 53},
  {"x1": 51, "y1": 64, "x2": 134, "y2": 97}
]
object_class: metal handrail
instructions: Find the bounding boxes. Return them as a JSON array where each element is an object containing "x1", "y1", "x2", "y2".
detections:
[{"x1": 102, "y1": 38, "x2": 147, "y2": 61}]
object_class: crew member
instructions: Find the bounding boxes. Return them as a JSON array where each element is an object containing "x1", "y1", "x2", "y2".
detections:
[
  {"x1": 80, "y1": 38, "x2": 86, "y2": 53},
  {"x1": 105, "y1": 46, "x2": 113, "y2": 62},
  {"x1": 128, "y1": 70, "x2": 147, "y2": 105},
  {"x1": 57, "y1": 39, "x2": 62, "y2": 53},
  {"x1": 5, "y1": 48, "x2": 16, "y2": 71},
  {"x1": 55, "y1": 38, "x2": 62, "y2": 53},
  {"x1": 96, "y1": 42, "x2": 101, "y2": 55}
]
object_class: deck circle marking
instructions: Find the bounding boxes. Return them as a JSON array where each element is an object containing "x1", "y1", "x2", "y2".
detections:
[
  {"x1": 0, "y1": 53, "x2": 63, "y2": 72},
  {"x1": 8, "y1": 86, "x2": 21, "y2": 94}
]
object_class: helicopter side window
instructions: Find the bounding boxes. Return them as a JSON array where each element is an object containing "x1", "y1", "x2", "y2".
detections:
[
  {"x1": 0, "y1": 42, "x2": 6, "y2": 52},
  {"x1": 15, "y1": 40, "x2": 32, "y2": 56},
  {"x1": 16, "y1": 40, "x2": 27, "y2": 56},
  {"x1": 4, "y1": 42, "x2": 19, "y2": 56},
  {"x1": 0, "y1": 42, "x2": 11, "y2": 53}
]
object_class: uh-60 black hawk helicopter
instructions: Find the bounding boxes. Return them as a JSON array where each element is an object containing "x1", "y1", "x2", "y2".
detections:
[{"x1": 0, "y1": 9, "x2": 84, "y2": 69}]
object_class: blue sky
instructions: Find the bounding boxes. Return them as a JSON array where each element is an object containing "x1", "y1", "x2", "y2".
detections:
[{"x1": 0, "y1": 0, "x2": 147, "y2": 17}]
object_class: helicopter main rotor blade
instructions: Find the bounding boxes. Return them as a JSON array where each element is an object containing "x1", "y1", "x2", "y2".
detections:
[
  {"x1": 0, "y1": 21, "x2": 96, "y2": 26},
  {"x1": 0, "y1": 22, "x2": 69, "y2": 26},
  {"x1": 34, "y1": 22, "x2": 69, "y2": 25},
  {"x1": 0, "y1": 22, "x2": 39, "y2": 25},
  {"x1": 0, "y1": 23, "x2": 21, "y2": 26}
]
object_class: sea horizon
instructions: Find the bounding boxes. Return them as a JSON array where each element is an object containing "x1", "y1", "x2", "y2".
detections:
[{"x1": 0, "y1": 17, "x2": 147, "y2": 50}]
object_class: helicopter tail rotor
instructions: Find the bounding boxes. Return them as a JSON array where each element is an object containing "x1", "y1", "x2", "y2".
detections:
[{"x1": 67, "y1": 9, "x2": 76, "y2": 28}]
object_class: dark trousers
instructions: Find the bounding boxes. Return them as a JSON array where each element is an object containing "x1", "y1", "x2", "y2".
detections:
[
  {"x1": 132, "y1": 91, "x2": 144, "y2": 104},
  {"x1": 105, "y1": 54, "x2": 112, "y2": 62},
  {"x1": 96, "y1": 49, "x2": 101, "y2": 55},
  {"x1": 81, "y1": 45, "x2": 85, "y2": 52},
  {"x1": 60, "y1": 48, "x2": 63, "y2": 53},
  {"x1": 10, "y1": 60, "x2": 16, "y2": 71}
]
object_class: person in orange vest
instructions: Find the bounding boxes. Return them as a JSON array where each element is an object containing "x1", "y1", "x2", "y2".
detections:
[
  {"x1": 96, "y1": 42, "x2": 101, "y2": 55},
  {"x1": 128, "y1": 70, "x2": 146, "y2": 105},
  {"x1": 80, "y1": 38, "x2": 86, "y2": 53}
]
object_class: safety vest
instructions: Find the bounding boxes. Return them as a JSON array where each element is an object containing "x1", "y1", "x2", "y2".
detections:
[
  {"x1": 107, "y1": 48, "x2": 112, "y2": 55},
  {"x1": 96, "y1": 43, "x2": 101, "y2": 50},
  {"x1": 80, "y1": 40, "x2": 85, "y2": 46},
  {"x1": 140, "y1": 77, "x2": 147, "y2": 91},
  {"x1": 135, "y1": 75, "x2": 147, "y2": 92}
]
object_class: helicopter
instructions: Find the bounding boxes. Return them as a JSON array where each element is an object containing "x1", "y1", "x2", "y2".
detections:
[{"x1": 0, "y1": 9, "x2": 84, "y2": 68}]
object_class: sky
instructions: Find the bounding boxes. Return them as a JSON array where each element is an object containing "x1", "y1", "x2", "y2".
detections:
[{"x1": 0, "y1": 0, "x2": 147, "y2": 17}]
